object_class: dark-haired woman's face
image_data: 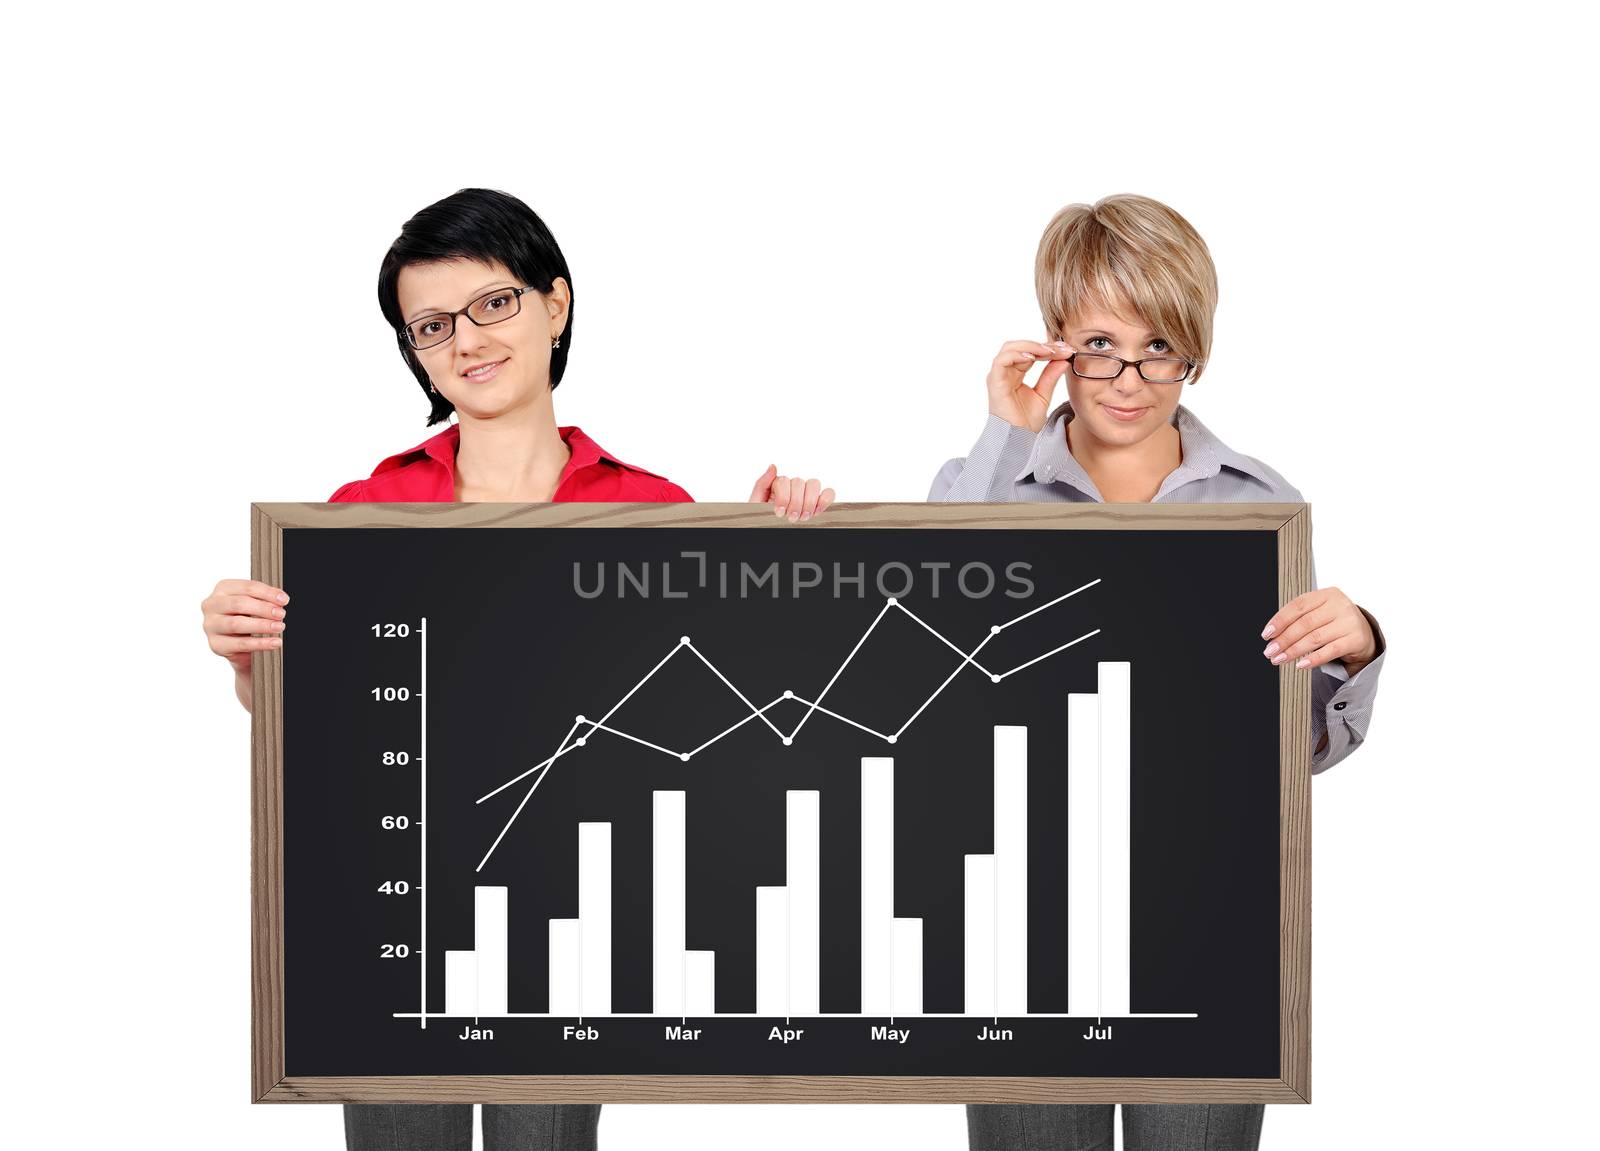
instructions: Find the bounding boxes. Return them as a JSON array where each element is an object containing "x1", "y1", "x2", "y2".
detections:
[{"x1": 397, "y1": 258, "x2": 568, "y2": 422}]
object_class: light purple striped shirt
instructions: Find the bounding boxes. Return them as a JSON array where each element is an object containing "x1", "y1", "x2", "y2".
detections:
[{"x1": 928, "y1": 401, "x2": 1387, "y2": 774}]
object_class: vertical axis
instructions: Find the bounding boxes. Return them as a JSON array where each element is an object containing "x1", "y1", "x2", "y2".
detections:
[{"x1": 419, "y1": 616, "x2": 428, "y2": 1030}]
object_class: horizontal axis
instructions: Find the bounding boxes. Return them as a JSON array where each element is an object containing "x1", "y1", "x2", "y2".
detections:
[{"x1": 390, "y1": 1012, "x2": 1198, "y2": 1020}]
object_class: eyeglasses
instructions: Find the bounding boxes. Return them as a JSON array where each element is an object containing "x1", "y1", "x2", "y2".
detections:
[
  {"x1": 1068, "y1": 352, "x2": 1194, "y2": 384},
  {"x1": 400, "y1": 285, "x2": 538, "y2": 351}
]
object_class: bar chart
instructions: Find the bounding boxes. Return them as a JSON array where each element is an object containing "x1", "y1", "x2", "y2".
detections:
[{"x1": 403, "y1": 661, "x2": 1193, "y2": 1024}]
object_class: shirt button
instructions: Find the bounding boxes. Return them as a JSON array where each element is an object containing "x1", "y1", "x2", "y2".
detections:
[{"x1": 1333, "y1": 701, "x2": 1347, "y2": 711}]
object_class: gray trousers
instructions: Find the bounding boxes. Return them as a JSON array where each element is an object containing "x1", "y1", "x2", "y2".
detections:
[
  {"x1": 968, "y1": 1104, "x2": 1264, "y2": 1150},
  {"x1": 344, "y1": 1100, "x2": 1261, "y2": 1149},
  {"x1": 344, "y1": 1104, "x2": 600, "y2": 1151}
]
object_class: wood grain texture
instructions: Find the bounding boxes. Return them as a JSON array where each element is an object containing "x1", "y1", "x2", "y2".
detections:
[
  {"x1": 1277, "y1": 507, "x2": 1314, "y2": 1104},
  {"x1": 252, "y1": 501, "x2": 1302, "y2": 531},
  {"x1": 264, "y1": 1074, "x2": 1310, "y2": 1105},
  {"x1": 249, "y1": 499, "x2": 1313, "y2": 1104},
  {"x1": 250, "y1": 505, "x2": 287, "y2": 1101}
]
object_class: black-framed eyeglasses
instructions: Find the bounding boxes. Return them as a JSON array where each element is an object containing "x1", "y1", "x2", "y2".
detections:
[
  {"x1": 399, "y1": 285, "x2": 538, "y2": 350},
  {"x1": 1068, "y1": 352, "x2": 1194, "y2": 384}
]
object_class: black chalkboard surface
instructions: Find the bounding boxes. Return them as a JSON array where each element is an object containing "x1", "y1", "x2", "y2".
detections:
[{"x1": 251, "y1": 502, "x2": 1313, "y2": 1104}]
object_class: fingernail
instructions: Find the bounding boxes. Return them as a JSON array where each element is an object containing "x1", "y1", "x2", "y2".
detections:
[
  {"x1": 277, "y1": 593, "x2": 290, "y2": 604},
  {"x1": 273, "y1": 607, "x2": 285, "y2": 619},
  {"x1": 1294, "y1": 657, "x2": 1309, "y2": 669},
  {"x1": 272, "y1": 620, "x2": 285, "y2": 631},
  {"x1": 1260, "y1": 623, "x2": 1275, "y2": 639},
  {"x1": 1263, "y1": 641, "x2": 1280, "y2": 657},
  {"x1": 800, "y1": 511, "x2": 812, "y2": 522},
  {"x1": 775, "y1": 505, "x2": 787, "y2": 517},
  {"x1": 1271, "y1": 653, "x2": 1288, "y2": 665},
  {"x1": 269, "y1": 637, "x2": 282, "y2": 645}
]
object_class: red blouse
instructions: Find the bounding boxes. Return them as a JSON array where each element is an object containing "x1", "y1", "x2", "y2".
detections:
[{"x1": 327, "y1": 423, "x2": 693, "y2": 503}]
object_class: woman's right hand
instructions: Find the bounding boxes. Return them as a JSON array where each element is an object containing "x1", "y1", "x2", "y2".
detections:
[
  {"x1": 986, "y1": 339, "x2": 1075, "y2": 433},
  {"x1": 202, "y1": 579, "x2": 288, "y2": 711}
]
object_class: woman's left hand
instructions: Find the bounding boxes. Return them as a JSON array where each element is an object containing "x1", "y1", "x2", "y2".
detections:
[
  {"x1": 1261, "y1": 587, "x2": 1378, "y2": 673},
  {"x1": 748, "y1": 465, "x2": 836, "y2": 521}
]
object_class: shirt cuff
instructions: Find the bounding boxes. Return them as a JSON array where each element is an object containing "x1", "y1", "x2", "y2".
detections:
[{"x1": 1311, "y1": 608, "x2": 1388, "y2": 773}]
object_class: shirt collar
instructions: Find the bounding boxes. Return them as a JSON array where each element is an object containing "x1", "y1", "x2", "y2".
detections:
[
  {"x1": 1016, "y1": 401, "x2": 1277, "y2": 500},
  {"x1": 554, "y1": 425, "x2": 612, "y2": 486},
  {"x1": 370, "y1": 423, "x2": 622, "y2": 483}
]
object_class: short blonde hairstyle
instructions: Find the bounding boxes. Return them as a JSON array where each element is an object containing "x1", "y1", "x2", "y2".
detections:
[{"x1": 1035, "y1": 194, "x2": 1218, "y2": 381}]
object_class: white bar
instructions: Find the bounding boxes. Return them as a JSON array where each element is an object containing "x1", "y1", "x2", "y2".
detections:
[
  {"x1": 684, "y1": 950, "x2": 715, "y2": 1015},
  {"x1": 994, "y1": 725, "x2": 1028, "y2": 1014},
  {"x1": 653, "y1": 792, "x2": 686, "y2": 1016},
  {"x1": 548, "y1": 920, "x2": 581, "y2": 1015},
  {"x1": 892, "y1": 917, "x2": 923, "y2": 1016},
  {"x1": 579, "y1": 822, "x2": 612, "y2": 1015},
  {"x1": 1100, "y1": 663, "x2": 1132, "y2": 1015},
  {"x1": 475, "y1": 886, "x2": 508, "y2": 1015},
  {"x1": 860, "y1": 757, "x2": 894, "y2": 1015},
  {"x1": 444, "y1": 950, "x2": 477, "y2": 1017},
  {"x1": 787, "y1": 791, "x2": 820, "y2": 1016},
  {"x1": 964, "y1": 854, "x2": 995, "y2": 1016},
  {"x1": 756, "y1": 886, "x2": 789, "y2": 1016},
  {"x1": 1067, "y1": 693, "x2": 1100, "y2": 1016}
]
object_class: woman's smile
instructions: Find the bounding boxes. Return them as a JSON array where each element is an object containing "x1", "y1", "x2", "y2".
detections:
[
  {"x1": 462, "y1": 358, "x2": 508, "y2": 382},
  {"x1": 1101, "y1": 401, "x2": 1152, "y2": 421}
]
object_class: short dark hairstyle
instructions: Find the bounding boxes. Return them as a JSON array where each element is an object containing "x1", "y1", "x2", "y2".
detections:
[{"x1": 377, "y1": 188, "x2": 574, "y2": 426}]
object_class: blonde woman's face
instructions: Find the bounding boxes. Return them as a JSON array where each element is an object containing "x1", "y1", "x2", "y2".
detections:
[{"x1": 1059, "y1": 305, "x2": 1187, "y2": 447}]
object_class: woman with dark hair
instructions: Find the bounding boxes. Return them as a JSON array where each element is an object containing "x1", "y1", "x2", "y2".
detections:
[{"x1": 201, "y1": 188, "x2": 836, "y2": 1149}]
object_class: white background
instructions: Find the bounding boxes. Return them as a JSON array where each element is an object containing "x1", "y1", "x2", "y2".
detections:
[{"x1": 4, "y1": 2, "x2": 1594, "y2": 1148}]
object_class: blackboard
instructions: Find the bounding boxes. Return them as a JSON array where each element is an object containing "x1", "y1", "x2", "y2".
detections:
[{"x1": 250, "y1": 502, "x2": 1312, "y2": 1104}]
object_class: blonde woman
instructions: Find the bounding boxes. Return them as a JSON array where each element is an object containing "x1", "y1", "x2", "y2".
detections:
[{"x1": 931, "y1": 194, "x2": 1387, "y2": 1151}]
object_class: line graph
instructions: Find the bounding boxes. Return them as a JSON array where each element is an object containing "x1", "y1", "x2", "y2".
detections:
[{"x1": 473, "y1": 578, "x2": 1104, "y2": 871}]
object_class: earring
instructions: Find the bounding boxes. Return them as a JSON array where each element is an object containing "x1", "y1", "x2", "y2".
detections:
[
  {"x1": 552, "y1": 336, "x2": 561, "y2": 349},
  {"x1": 429, "y1": 384, "x2": 437, "y2": 393}
]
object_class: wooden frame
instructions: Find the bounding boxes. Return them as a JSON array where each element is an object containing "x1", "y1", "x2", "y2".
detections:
[{"x1": 251, "y1": 501, "x2": 1312, "y2": 1104}]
